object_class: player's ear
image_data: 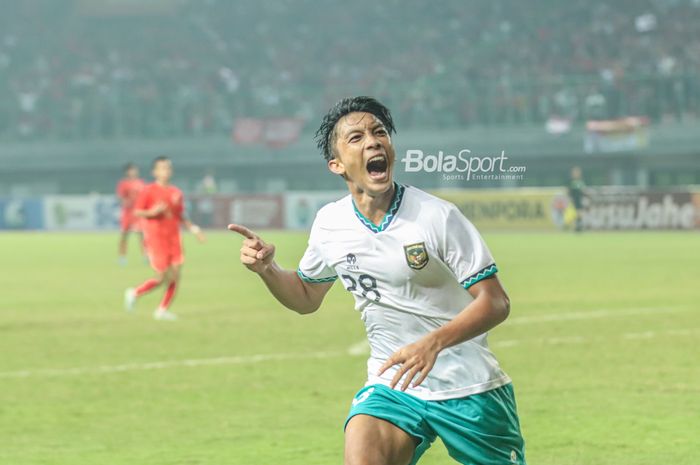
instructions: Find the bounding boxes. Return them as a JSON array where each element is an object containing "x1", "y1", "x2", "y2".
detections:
[{"x1": 328, "y1": 157, "x2": 346, "y2": 177}]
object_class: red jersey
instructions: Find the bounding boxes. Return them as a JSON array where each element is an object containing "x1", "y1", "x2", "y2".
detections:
[
  {"x1": 135, "y1": 183, "x2": 185, "y2": 246},
  {"x1": 116, "y1": 178, "x2": 146, "y2": 211}
]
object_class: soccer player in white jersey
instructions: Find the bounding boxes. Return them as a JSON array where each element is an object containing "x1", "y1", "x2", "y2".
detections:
[{"x1": 229, "y1": 96, "x2": 526, "y2": 465}]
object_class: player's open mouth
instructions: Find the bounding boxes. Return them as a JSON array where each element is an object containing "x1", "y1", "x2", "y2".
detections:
[{"x1": 366, "y1": 155, "x2": 389, "y2": 181}]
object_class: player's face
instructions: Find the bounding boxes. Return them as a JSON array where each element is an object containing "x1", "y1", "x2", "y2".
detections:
[
  {"x1": 126, "y1": 167, "x2": 139, "y2": 179},
  {"x1": 328, "y1": 112, "x2": 394, "y2": 195},
  {"x1": 152, "y1": 160, "x2": 173, "y2": 183}
]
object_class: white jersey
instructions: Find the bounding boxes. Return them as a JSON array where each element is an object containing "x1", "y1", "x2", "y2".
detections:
[{"x1": 297, "y1": 183, "x2": 511, "y2": 401}]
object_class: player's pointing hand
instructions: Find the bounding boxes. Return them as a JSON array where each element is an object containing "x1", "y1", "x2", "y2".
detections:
[{"x1": 228, "y1": 223, "x2": 276, "y2": 274}]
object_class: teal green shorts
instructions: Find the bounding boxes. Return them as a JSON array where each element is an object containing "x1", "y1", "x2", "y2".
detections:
[{"x1": 345, "y1": 383, "x2": 526, "y2": 465}]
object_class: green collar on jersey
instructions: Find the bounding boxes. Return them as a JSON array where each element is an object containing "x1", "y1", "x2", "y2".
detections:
[{"x1": 352, "y1": 182, "x2": 406, "y2": 233}]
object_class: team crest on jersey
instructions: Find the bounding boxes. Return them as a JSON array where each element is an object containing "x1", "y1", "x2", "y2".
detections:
[{"x1": 403, "y1": 242, "x2": 429, "y2": 270}]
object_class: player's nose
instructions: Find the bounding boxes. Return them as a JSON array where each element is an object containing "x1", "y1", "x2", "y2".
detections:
[{"x1": 364, "y1": 132, "x2": 382, "y2": 150}]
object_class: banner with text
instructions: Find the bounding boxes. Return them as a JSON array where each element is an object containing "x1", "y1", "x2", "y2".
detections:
[
  {"x1": 432, "y1": 188, "x2": 564, "y2": 230},
  {"x1": 581, "y1": 190, "x2": 699, "y2": 230},
  {"x1": 190, "y1": 195, "x2": 285, "y2": 230},
  {"x1": 0, "y1": 198, "x2": 45, "y2": 230},
  {"x1": 43, "y1": 195, "x2": 120, "y2": 230}
]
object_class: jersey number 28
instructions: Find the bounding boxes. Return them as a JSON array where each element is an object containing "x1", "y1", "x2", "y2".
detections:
[{"x1": 341, "y1": 274, "x2": 381, "y2": 302}]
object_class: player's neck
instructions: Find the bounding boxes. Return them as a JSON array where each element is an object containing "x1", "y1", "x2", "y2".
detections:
[
  {"x1": 350, "y1": 183, "x2": 395, "y2": 226},
  {"x1": 155, "y1": 179, "x2": 170, "y2": 186}
]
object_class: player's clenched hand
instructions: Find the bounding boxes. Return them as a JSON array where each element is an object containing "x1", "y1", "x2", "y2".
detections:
[
  {"x1": 377, "y1": 335, "x2": 441, "y2": 391},
  {"x1": 150, "y1": 201, "x2": 168, "y2": 216},
  {"x1": 228, "y1": 223, "x2": 275, "y2": 274},
  {"x1": 189, "y1": 224, "x2": 206, "y2": 243}
]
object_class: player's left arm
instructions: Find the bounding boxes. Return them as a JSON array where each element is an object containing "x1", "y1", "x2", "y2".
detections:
[
  {"x1": 173, "y1": 194, "x2": 207, "y2": 243},
  {"x1": 174, "y1": 191, "x2": 205, "y2": 242},
  {"x1": 430, "y1": 276, "x2": 510, "y2": 350},
  {"x1": 377, "y1": 276, "x2": 509, "y2": 391},
  {"x1": 181, "y1": 216, "x2": 206, "y2": 243}
]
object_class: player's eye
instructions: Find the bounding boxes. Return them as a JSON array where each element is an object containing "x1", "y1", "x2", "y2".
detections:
[
  {"x1": 349, "y1": 134, "x2": 361, "y2": 143},
  {"x1": 375, "y1": 128, "x2": 386, "y2": 136}
]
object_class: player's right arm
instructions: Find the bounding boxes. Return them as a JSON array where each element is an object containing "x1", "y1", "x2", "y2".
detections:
[
  {"x1": 134, "y1": 202, "x2": 167, "y2": 218},
  {"x1": 133, "y1": 187, "x2": 167, "y2": 219},
  {"x1": 116, "y1": 181, "x2": 127, "y2": 206},
  {"x1": 228, "y1": 224, "x2": 333, "y2": 314}
]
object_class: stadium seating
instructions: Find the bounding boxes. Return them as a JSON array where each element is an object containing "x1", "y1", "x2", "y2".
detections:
[{"x1": 1, "y1": 0, "x2": 699, "y2": 140}]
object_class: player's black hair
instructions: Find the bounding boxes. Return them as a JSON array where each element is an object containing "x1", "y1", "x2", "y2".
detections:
[
  {"x1": 123, "y1": 162, "x2": 136, "y2": 173},
  {"x1": 314, "y1": 96, "x2": 396, "y2": 162},
  {"x1": 152, "y1": 156, "x2": 170, "y2": 168}
]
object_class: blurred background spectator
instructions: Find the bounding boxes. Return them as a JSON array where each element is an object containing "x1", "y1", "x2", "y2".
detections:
[{"x1": 1, "y1": 0, "x2": 699, "y2": 141}]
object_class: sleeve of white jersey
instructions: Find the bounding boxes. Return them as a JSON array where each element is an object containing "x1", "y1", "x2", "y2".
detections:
[
  {"x1": 296, "y1": 213, "x2": 338, "y2": 284},
  {"x1": 441, "y1": 205, "x2": 498, "y2": 290}
]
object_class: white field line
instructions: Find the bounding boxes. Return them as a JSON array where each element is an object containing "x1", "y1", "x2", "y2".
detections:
[
  {"x1": 347, "y1": 340, "x2": 371, "y2": 356},
  {"x1": 349, "y1": 327, "x2": 700, "y2": 355},
  {"x1": 493, "y1": 327, "x2": 700, "y2": 348},
  {"x1": 505, "y1": 306, "x2": 685, "y2": 325},
  {"x1": 345, "y1": 306, "x2": 691, "y2": 355},
  {"x1": 0, "y1": 351, "x2": 343, "y2": 380},
  {"x1": 1, "y1": 307, "x2": 693, "y2": 380}
]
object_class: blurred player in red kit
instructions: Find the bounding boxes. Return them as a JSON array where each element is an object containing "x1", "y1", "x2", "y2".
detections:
[
  {"x1": 124, "y1": 156, "x2": 205, "y2": 320},
  {"x1": 116, "y1": 163, "x2": 146, "y2": 265}
]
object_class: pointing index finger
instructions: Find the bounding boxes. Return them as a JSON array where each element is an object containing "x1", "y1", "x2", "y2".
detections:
[{"x1": 228, "y1": 223, "x2": 258, "y2": 240}]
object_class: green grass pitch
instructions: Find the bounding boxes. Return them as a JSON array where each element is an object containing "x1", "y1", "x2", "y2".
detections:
[{"x1": 0, "y1": 230, "x2": 698, "y2": 465}]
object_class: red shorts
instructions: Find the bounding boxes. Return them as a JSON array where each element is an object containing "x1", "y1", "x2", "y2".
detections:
[
  {"x1": 120, "y1": 210, "x2": 141, "y2": 232},
  {"x1": 146, "y1": 239, "x2": 184, "y2": 273}
]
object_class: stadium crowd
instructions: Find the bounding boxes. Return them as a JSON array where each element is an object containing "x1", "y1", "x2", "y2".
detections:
[{"x1": 1, "y1": 0, "x2": 699, "y2": 140}]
